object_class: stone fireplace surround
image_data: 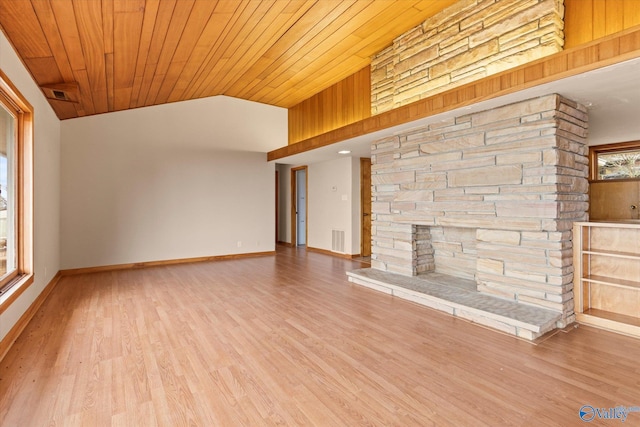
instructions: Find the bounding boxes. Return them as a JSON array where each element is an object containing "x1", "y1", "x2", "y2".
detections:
[{"x1": 348, "y1": 93, "x2": 588, "y2": 340}]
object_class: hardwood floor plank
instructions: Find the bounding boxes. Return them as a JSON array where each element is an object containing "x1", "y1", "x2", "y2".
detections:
[{"x1": 2, "y1": 247, "x2": 640, "y2": 425}]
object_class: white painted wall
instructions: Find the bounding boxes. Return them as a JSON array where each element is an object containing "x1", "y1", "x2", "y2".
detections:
[
  {"x1": 307, "y1": 156, "x2": 361, "y2": 254},
  {"x1": 0, "y1": 32, "x2": 61, "y2": 342},
  {"x1": 60, "y1": 96, "x2": 286, "y2": 269},
  {"x1": 277, "y1": 157, "x2": 362, "y2": 254}
]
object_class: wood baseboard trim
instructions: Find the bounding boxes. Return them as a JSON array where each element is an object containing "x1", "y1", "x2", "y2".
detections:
[
  {"x1": 306, "y1": 246, "x2": 361, "y2": 259},
  {"x1": 60, "y1": 251, "x2": 276, "y2": 276},
  {"x1": 0, "y1": 274, "x2": 35, "y2": 316},
  {"x1": 0, "y1": 272, "x2": 62, "y2": 362},
  {"x1": 277, "y1": 241, "x2": 294, "y2": 247}
]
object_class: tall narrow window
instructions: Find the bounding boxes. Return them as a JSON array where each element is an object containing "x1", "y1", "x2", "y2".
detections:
[
  {"x1": 0, "y1": 100, "x2": 16, "y2": 281},
  {"x1": 0, "y1": 69, "x2": 33, "y2": 302}
]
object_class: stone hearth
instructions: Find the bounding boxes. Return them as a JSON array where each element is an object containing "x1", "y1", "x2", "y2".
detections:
[
  {"x1": 352, "y1": 94, "x2": 588, "y2": 340},
  {"x1": 347, "y1": 269, "x2": 561, "y2": 340}
]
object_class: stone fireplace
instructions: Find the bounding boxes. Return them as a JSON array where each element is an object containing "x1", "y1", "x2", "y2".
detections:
[
  {"x1": 351, "y1": 94, "x2": 589, "y2": 339},
  {"x1": 403, "y1": 225, "x2": 478, "y2": 280}
]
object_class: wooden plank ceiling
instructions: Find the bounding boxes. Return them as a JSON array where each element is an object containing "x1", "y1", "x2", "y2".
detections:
[{"x1": 0, "y1": 0, "x2": 458, "y2": 120}]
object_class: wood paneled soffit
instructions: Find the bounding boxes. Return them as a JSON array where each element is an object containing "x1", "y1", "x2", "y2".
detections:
[
  {"x1": 268, "y1": 26, "x2": 640, "y2": 162},
  {"x1": 564, "y1": 0, "x2": 640, "y2": 48},
  {"x1": 288, "y1": 66, "x2": 371, "y2": 145}
]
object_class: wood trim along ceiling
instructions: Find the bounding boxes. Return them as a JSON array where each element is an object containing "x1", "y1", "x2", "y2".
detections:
[
  {"x1": 267, "y1": 26, "x2": 640, "y2": 161},
  {"x1": 0, "y1": 0, "x2": 458, "y2": 120}
]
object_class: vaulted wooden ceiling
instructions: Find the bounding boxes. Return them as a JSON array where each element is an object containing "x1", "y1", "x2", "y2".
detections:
[{"x1": 0, "y1": 0, "x2": 458, "y2": 120}]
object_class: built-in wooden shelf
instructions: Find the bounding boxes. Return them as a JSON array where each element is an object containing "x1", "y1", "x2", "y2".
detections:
[
  {"x1": 574, "y1": 221, "x2": 640, "y2": 338},
  {"x1": 583, "y1": 308, "x2": 640, "y2": 328},
  {"x1": 582, "y1": 274, "x2": 640, "y2": 291},
  {"x1": 583, "y1": 249, "x2": 640, "y2": 260},
  {"x1": 578, "y1": 309, "x2": 640, "y2": 338}
]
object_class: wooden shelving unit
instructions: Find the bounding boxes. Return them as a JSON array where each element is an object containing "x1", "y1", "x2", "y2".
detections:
[{"x1": 573, "y1": 222, "x2": 640, "y2": 337}]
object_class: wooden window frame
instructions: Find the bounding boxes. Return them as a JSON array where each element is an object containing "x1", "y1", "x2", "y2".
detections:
[
  {"x1": 0, "y1": 69, "x2": 34, "y2": 314},
  {"x1": 589, "y1": 140, "x2": 640, "y2": 182}
]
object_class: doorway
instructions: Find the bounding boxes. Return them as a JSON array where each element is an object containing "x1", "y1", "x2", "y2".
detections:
[{"x1": 291, "y1": 166, "x2": 308, "y2": 247}]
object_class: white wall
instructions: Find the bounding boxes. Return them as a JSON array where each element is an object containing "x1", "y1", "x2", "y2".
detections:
[
  {"x1": 277, "y1": 157, "x2": 362, "y2": 254},
  {"x1": 350, "y1": 157, "x2": 362, "y2": 253},
  {"x1": 306, "y1": 157, "x2": 361, "y2": 254},
  {"x1": 60, "y1": 96, "x2": 286, "y2": 269},
  {"x1": 0, "y1": 32, "x2": 61, "y2": 342}
]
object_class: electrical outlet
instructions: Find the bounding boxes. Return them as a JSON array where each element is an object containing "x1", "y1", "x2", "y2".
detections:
[{"x1": 237, "y1": 241, "x2": 242, "y2": 248}]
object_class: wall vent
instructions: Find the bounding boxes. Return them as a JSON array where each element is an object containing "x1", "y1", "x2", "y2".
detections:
[
  {"x1": 52, "y1": 90, "x2": 67, "y2": 100},
  {"x1": 40, "y1": 82, "x2": 80, "y2": 103},
  {"x1": 332, "y1": 229, "x2": 345, "y2": 253}
]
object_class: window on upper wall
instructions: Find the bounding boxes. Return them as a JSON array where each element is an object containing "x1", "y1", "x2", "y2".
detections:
[
  {"x1": 0, "y1": 69, "x2": 33, "y2": 304},
  {"x1": 589, "y1": 141, "x2": 640, "y2": 181}
]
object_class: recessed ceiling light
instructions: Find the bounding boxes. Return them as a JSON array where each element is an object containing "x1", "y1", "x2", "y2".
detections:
[{"x1": 338, "y1": 150, "x2": 351, "y2": 154}]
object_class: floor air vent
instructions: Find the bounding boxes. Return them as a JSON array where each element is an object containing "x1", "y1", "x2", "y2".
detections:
[{"x1": 332, "y1": 230, "x2": 345, "y2": 253}]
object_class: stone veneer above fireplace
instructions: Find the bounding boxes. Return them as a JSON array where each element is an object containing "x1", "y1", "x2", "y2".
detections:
[
  {"x1": 370, "y1": 0, "x2": 565, "y2": 114},
  {"x1": 365, "y1": 93, "x2": 588, "y2": 335}
]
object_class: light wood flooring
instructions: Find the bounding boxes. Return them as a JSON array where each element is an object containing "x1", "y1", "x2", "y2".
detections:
[{"x1": 1, "y1": 246, "x2": 640, "y2": 426}]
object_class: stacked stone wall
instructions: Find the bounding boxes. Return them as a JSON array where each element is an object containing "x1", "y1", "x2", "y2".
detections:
[
  {"x1": 371, "y1": 0, "x2": 565, "y2": 114},
  {"x1": 370, "y1": 94, "x2": 588, "y2": 322}
]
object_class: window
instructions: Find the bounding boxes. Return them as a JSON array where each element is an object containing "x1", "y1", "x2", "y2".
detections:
[
  {"x1": 0, "y1": 69, "x2": 33, "y2": 304},
  {"x1": 590, "y1": 141, "x2": 640, "y2": 181},
  {"x1": 0, "y1": 101, "x2": 15, "y2": 279}
]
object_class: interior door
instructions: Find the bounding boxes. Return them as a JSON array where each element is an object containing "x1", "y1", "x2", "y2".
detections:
[
  {"x1": 590, "y1": 181, "x2": 640, "y2": 220},
  {"x1": 360, "y1": 158, "x2": 372, "y2": 256}
]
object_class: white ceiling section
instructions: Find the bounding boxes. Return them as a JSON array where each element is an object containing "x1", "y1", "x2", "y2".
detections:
[{"x1": 275, "y1": 57, "x2": 640, "y2": 165}]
